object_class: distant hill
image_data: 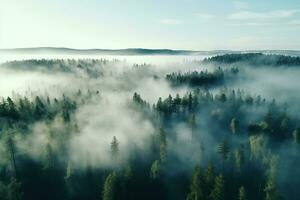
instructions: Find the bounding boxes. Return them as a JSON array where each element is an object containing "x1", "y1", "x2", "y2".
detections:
[
  {"x1": 0, "y1": 47, "x2": 200, "y2": 55},
  {"x1": 1, "y1": 47, "x2": 300, "y2": 56}
]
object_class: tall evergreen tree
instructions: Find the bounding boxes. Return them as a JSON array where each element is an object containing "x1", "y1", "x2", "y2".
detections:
[
  {"x1": 230, "y1": 118, "x2": 238, "y2": 134},
  {"x1": 239, "y1": 186, "x2": 247, "y2": 200},
  {"x1": 4, "y1": 131, "x2": 18, "y2": 179},
  {"x1": 150, "y1": 160, "x2": 161, "y2": 180},
  {"x1": 264, "y1": 177, "x2": 281, "y2": 200},
  {"x1": 235, "y1": 146, "x2": 244, "y2": 173},
  {"x1": 186, "y1": 165, "x2": 205, "y2": 200},
  {"x1": 102, "y1": 171, "x2": 118, "y2": 200},
  {"x1": 111, "y1": 136, "x2": 119, "y2": 164},
  {"x1": 189, "y1": 114, "x2": 197, "y2": 140},
  {"x1": 210, "y1": 174, "x2": 225, "y2": 200},
  {"x1": 158, "y1": 127, "x2": 167, "y2": 162},
  {"x1": 6, "y1": 178, "x2": 23, "y2": 200},
  {"x1": 217, "y1": 140, "x2": 230, "y2": 167},
  {"x1": 204, "y1": 162, "x2": 215, "y2": 197}
]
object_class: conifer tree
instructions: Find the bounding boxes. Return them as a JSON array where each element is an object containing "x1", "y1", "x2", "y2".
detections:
[
  {"x1": 186, "y1": 165, "x2": 205, "y2": 200},
  {"x1": 264, "y1": 177, "x2": 281, "y2": 200},
  {"x1": 230, "y1": 118, "x2": 238, "y2": 134},
  {"x1": 102, "y1": 171, "x2": 118, "y2": 200},
  {"x1": 6, "y1": 178, "x2": 23, "y2": 200},
  {"x1": 210, "y1": 174, "x2": 225, "y2": 200},
  {"x1": 111, "y1": 136, "x2": 119, "y2": 163},
  {"x1": 217, "y1": 140, "x2": 230, "y2": 167},
  {"x1": 239, "y1": 186, "x2": 247, "y2": 200},
  {"x1": 235, "y1": 146, "x2": 244, "y2": 173},
  {"x1": 204, "y1": 162, "x2": 215, "y2": 197},
  {"x1": 150, "y1": 160, "x2": 161, "y2": 180}
]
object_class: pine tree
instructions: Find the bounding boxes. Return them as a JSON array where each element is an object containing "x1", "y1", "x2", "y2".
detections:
[
  {"x1": 292, "y1": 128, "x2": 300, "y2": 144},
  {"x1": 235, "y1": 146, "x2": 244, "y2": 173},
  {"x1": 111, "y1": 136, "x2": 119, "y2": 163},
  {"x1": 210, "y1": 174, "x2": 225, "y2": 200},
  {"x1": 6, "y1": 97, "x2": 19, "y2": 120},
  {"x1": 204, "y1": 162, "x2": 215, "y2": 197},
  {"x1": 64, "y1": 160, "x2": 74, "y2": 197},
  {"x1": 239, "y1": 186, "x2": 247, "y2": 200},
  {"x1": 102, "y1": 171, "x2": 118, "y2": 200},
  {"x1": 159, "y1": 143, "x2": 167, "y2": 163},
  {"x1": 230, "y1": 118, "x2": 238, "y2": 134},
  {"x1": 34, "y1": 96, "x2": 45, "y2": 119},
  {"x1": 6, "y1": 178, "x2": 23, "y2": 200},
  {"x1": 217, "y1": 140, "x2": 230, "y2": 168},
  {"x1": 186, "y1": 165, "x2": 205, "y2": 200},
  {"x1": 44, "y1": 143, "x2": 55, "y2": 170},
  {"x1": 4, "y1": 131, "x2": 18, "y2": 179},
  {"x1": 150, "y1": 160, "x2": 161, "y2": 180},
  {"x1": 189, "y1": 114, "x2": 197, "y2": 140},
  {"x1": 158, "y1": 128, "x2": 167, "y2": 162},
  {"x1": 264, "y1": 177, "x2": 281, "y2": 200}
]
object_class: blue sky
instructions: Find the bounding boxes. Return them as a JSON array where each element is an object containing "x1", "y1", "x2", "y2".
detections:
[{"x1": 1, "y1": 0, "x2": 300, "y2": 50}]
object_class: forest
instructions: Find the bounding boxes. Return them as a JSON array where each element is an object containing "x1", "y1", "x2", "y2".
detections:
[{"x1": 0, "y1": 53, "x2": 299, "y2": 200}]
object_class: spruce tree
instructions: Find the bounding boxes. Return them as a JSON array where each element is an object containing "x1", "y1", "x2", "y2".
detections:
[
  {"x1": 239, "y1": 186, "x2": 247, "y2": 200},
  {"x1": 235, "y1": 146, "x2": 244, "y2": 173},
  {"x1": 111, "y1": 136, "x2": 119, "y2": 163},
  {"x1": 204, "y1": 162, "x2": 215, "y2": 197},
  {"x1": 102, "y1": 171, "x2": 118, "y2": 200},
  {"x1": 210, "y1": 174, "x2": 225, "y2": 200},
  {"x1": 230, "y1": 118, "x2": 238, "y2": 134},
  {"x1": 264, "y1": 177, "x2": 281, "y2": 200},
  {"x1": 186, "y1": 165, "x2": 205, "y2": 200},
  {"x1": 150, "y1": 160, "x2": 161, "y2": 180}
]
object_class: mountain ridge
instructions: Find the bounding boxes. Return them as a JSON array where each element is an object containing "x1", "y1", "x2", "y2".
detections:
[{"x1": 1, "y1": 47, "x2": 300, "y2": 56}]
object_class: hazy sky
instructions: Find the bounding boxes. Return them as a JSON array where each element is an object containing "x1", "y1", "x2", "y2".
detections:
[{"x1": 1, "y1": 0, "x2": 300, "y2": 50}]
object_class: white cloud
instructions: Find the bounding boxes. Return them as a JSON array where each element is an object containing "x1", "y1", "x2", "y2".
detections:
[
  {"x1": 159, "y1": 19, "x2": 182, "y2": 25},
  {"x1": 229, "y1": 9, "x2": 300, "y2": 20}
]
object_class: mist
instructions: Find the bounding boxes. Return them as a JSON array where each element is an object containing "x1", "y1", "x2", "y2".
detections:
[{"x1": 0, "y1": 53, "x2": 300, "y2": 200}]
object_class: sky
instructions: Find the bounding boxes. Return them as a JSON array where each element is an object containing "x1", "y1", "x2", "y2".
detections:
[{"x1": 0, "y1": 0, "x2": 300, "y2": 50}]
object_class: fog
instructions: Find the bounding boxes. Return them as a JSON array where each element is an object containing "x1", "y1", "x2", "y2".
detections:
[{"x1": 1, "y1": 53, "x2": 300, "y2": 199}]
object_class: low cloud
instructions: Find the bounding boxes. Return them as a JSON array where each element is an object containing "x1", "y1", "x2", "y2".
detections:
[{"x1": 228, "y1": 9, "x2": 300, "y2": 20}]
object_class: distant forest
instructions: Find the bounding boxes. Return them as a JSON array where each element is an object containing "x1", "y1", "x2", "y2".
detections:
[
  {"x1": 204, "y1": 53, "x2": 300, "y2": 66},
  {"x1": 0, "y1": 53, "x2": 299, "y2": 200}
]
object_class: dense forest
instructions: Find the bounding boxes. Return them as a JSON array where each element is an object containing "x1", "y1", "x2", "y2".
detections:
[
  {"x1": 0, "y1": 53, "x2": 300, "y2": 200},
  {"x1": 203, "y1": 53, "x2": 300, "y2": 67}
]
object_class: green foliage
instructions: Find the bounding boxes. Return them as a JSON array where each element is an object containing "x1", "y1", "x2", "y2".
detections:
[
  {"x1": 132, "y1": 92, "x2": 150, "y2": 108},
  {"x1": 264, "y1": 177, "x2": 281, "y2": 200},
  {"x1": 292, "y1": 127, "x2": 300, "y2": 144},
  {"x1": 230, "y1": 118, "x2": 238, "y2": 134},
  {"x1": 235, "y1": 146, "x2": 245, "y2": 173},
  {"x1": 166, "y1": 68, "x2": 227, "y2": 87},
  {"x1": 111, "y1": 136, "x2": 119, "y2": 163},
  {"x1": 218, "y1": 140, "x2": 230, "y2": 162},
  {"x1": 43, "y1": 143, "x2": 55, "y2": 170},
  {"x1": 150, "y1": 160, "x2": 161, "y2": 180},
  {"x1": 239, "y1": 186, "x2": 247, "y2": 200},
  {"x1": 249, "y1": 135, "x2": 268, "y2": 161},
  {"x1": 210, "y1": 174, "x2": 225, "y2": 200},
  {"x1": 102, "y1": 171, "x2": 118, "y2": 200},
  {"x1": 186, "y1": 165, "x2": 205, "y2": 200},
  {"x1": 1, "y1": 57, "x2": 300, "y2": 200},
  {"x1": 204, "y1": 162, "x2": 215, "y2": 196},
  {"x1": 204, "y1": 53, "x2": 300, "y2": 66}
]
